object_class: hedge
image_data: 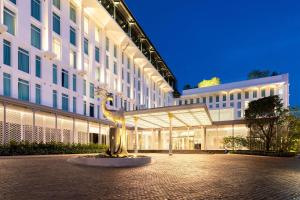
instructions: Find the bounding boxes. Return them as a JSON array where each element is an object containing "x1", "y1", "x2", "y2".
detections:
[
  {"x1": 230, "y1": 150, "x2": 296, "y2": 157},
  {"x1": 0, "y1": 141, "x2": 107, "y2": 156}
]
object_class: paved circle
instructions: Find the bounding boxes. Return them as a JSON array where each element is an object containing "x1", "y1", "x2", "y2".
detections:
[{"x1": 0, "y1": 154, "x2": 300, "y2": 200}]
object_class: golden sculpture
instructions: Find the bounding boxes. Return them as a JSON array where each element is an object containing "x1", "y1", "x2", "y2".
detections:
[{"x1": 97, "y1": 88, "x2": 128, "y2": 157}]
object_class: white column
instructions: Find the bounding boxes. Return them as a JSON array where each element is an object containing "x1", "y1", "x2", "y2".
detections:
[
  {"x1": 134, "y1": 117, "x2": 139, "y2": 153},
  {"x1": 99, "y1": 122, "x2": 102, "y2": 145},
  {"x1": 0, "y1": 0, "x2": 4, "y2": 24},
  {"x1": 168, "y1": 113, "x2": 173, "y2": 156}
]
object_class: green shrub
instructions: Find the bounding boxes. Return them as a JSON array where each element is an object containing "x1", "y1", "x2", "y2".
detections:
[{"x1": 0, "y1": 141, "x2": 107, "y2": 156}]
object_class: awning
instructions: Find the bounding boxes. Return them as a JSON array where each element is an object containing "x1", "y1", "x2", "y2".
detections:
[{"x1": 125, "y1": 104, "x2": 212, "y2": 129}]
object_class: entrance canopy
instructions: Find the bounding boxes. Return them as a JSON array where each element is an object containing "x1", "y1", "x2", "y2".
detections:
[{"x1": 125, "y1": 104, "x2": 212, "y2": 129}]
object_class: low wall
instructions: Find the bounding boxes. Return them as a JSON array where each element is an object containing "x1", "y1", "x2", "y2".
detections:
[{"x1": 128, "y1": 150, "x2": 225, "y2": 154}]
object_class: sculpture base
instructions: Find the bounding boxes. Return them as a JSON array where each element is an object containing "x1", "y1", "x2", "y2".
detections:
[{"x1": 68, "y1": 155, "x2": 151, "y2": 168}]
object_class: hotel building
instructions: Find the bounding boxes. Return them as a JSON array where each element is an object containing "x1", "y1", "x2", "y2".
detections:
[{"x1": 0, "y1": 0, "x2": 177, "y2": 145}]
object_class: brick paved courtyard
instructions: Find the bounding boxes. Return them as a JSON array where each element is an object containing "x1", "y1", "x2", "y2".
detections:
[{"x1": 0, "y1": 154, "x2": 300, "y2": 200}]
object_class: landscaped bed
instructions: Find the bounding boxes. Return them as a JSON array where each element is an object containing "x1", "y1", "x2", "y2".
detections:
[{"x1": 0, "y1": 142, "x2": 107, "y2": 156}]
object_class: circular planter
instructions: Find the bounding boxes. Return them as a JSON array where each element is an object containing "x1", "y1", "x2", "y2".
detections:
[{"x1": 68, "y1": 156, "x2": 152, "y2": 168}]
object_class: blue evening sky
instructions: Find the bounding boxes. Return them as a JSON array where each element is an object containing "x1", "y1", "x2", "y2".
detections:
[{"x1": 124, "y1": 0, "x2": 299, "y2": 106}]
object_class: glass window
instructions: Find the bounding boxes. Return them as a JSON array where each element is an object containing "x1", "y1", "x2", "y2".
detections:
[
  {"x1": 230, "y1": 102, "x2": 234, "y2": 108},
  {"x1": 216, "y1": 96, "x2": 219, "y2": 102},
  {"x1": 113, "y1": 61, "x2": 117, "y2": 74},
  {"x1": 261, "y1": 89, "x2": 266, "y2": 97},
  {"x1": 70, "y1": 3, "x2": 76, "y2": 23},
  {"x1": 35, "y1": 84, "x2": 41, "y2": 104},
  {"x1": 31, "y1": 0, "x2": 41, "y2": 21},
  {"x1": 83, "y1": 79, "x2": 86, "y2": 96},
  {"x1": 222, "y1": 94, "x2": 226, "y2": 101},
  {"x1": 52, "y1": 64, "x2": 57, "y2": 84},
  {"x1": 35, "y1": 56, "x2": 41, "y2": 78},
  {"x1": 62, "y1": 93, "x2": 69, "y2": 112},
  {"x1": 18, "y1": 48, "x2": 30, "y2": 73},
  {"x1": 72, "y1": 97, "x2": 76, "y2": 113},
  {"x1": 18, "y1": 79, "x2": 30, "y2": 101},
  {"x1": 270, "y1": 88, "x2": 275, "y2": 96},
  {"x1": 95, "y1": 47, "x2": 100, "y2": 62},
  {"x1": 222, "y1": 103, "x2": 226, "y2": 108},
  {"x1": 127, "y1": 57, "x2": 130, "y2": 69},
  {"x1": 105, "y1": 55, "x2": 109, "y2": 69},
  {"x1": 53, "y1": 0, "x2": 60, "y2": 9},
  {"x1": 70, "y1": 50, "x2": 76, "y2": 69},
  {"x1": 237, "y1": 93, "x2": 241, "y2": 100},
  {"x1": 53, "y1": 13, "x2": 60, "y2": 34},
  {"x1": 90, "y1": 103, "x2": 94, "y2": 117},
  {"x1": 84, "y1": 38, "x2": 89, "y2": 55},
  {"x1": 209, "y1": 96, "x2": 213, "y2": 103},
  {"x1": 245, "y1": 91, "x2": 249, "y2": 99},
  {"x1": 9, "y1": 0, "x2": 16, "y2": 4},
  {"x1": 127, "y1": 72, "x2": 130, "y2": 84},
  {"x1": 253, "y1": 90, "x2": 257, "y2": 98},
  {"x1": 90, "y1": 83, "x2": 94, "y2": 99},
  {"x1": 4, "y1": 7, "x2": 15, "y2": 35},
  {"x1": 72, "y1": 74, "x2": 76, "y2": 92},
  {"x1": 230, "y1": 93, "x2": 234, "y2": 101},
  {"x1": 3, "y1": 40, "x2": 11, "y2": 66},
  {"x1": 216, "y1": 104, "x2": 219, "y2": 108},
  {"x1": 106, "y1": 37, "x2": 109, "y2": 51},
  {"x1": 3, "y1": 73, "x2": 11, "y2": 97},
  {"x1": 70, "y1": 27, "x2": 76, "y2": 46},
  {"x1": 53, "y1": 90, "x2": 57, "y2": 108},
  {"x1": 61, "y1": 69, "x2": 69, "y2": 89},
  {"x1": 96, "y1": 67, "x2": 100, "y2": 81},
  {"x1": 114, "y1": 44, "x2": 117, "y2": 57},
  {"x1": 203, "y1": 97, "x2": 206, "y2": 104},
  {"x1": 83, "y1": 101, "x2": 86, "y2": 115},
  {"x1": 237, "y1": 101, "x2": 242, "y2": 109},
  {"x1": 237, "y1": 111, "x2": 242, "y2": 118},
  {"x1": 53, "y1": 38, "x2": 61, "y2": 60},
  {"x1": 31, "y1": 24, "x2": 41, "y2": 49}
]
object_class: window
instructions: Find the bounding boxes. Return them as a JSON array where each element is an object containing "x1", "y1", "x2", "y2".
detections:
[
  {"x1": 9, "y1": 0, "x2": 16, "y2": 4},
  {"x1": 53, "y1": 38, "x2": 61, "y2": 60},
  {"x1": 95, "y1": 27, "x2": 100, "y2": 43},
  {"x1": 83, "y1": 101, "x2": 86, "y2": 115},
  {"x1": 114, "y1": 44, "x2": 117, "y2": 57},
  {"x1": 230, "y1": 102, "x2": 234, "y2": 108},
  {"x1": 31, "y1": 24, "x2": 41, "y2": 49},
  {"x1": 261, "y1": 89, "x2": 266, "y2": 97},
  {"x1": 35, "y1": 56, "x2": 41, "y2": 78},
  {"x1": 237, "y1": 102, "x2": 242, "y2": 109},
  {"x1": 209, "y1": 96, "x2": 213, "y2": 103},
  {"x1": 3, "y1": 40, "x2": 11, "y2": 66},
  {"x1": 203, "y1": 97, "x2": 206, "y2": 104},
  {"x1": 18, "y1": 79, "x2": 30, "y2": 101},
  {"x1": 237, "y1": 93, "x2": 241, "y2": 100},
  {"x1": 127, "y1": 86, "x2": 130, "y2": 98},
  {"x1": 83, "y1": 80, "x2": 86, "y2": 96},
  {"x1": 62, "y1": 93, "x2": 69, "y2": 112},
  {"x1": 84, "y1": 38, "x2": 89, "y2": 55},
  {"x1": 113, "y1": 61, "x2": 117, "y2": 74},
  {"x1": 70, "y1": 3, "x2": 76, "y2": 23},
  {"x1": 270, "y1": 88, "x2": 275, "y2": 96},
  {"x1": 18, "y1": 48, "x2": 30, "y2": 73},
  {"x1": 53, "y1": 0, "x2": 60, "y2": 9},
  {"x1": 245, "y1": 91, "x2": 249, "y2": 99},
  {"x1": 127, "y1": 72, "x2": 130, "y2": 84},
  {"x1": 216, "y1": 104, "x2": 219, "y2": 108},
  {"x1": 230, "y1": 93, "x2": 234, "y2": 101},
  {"x1": 73, "y1": 97, "x2": 76, "y2": 113},
  {"x1": 31, "y1": 0, "x2": 41, "y2": 21},
  {"x1": 90, "y1": 83, "x2": 94, "y2": 99},
  {"x1": 84, "y1": 16, "x2": 89, "y2": 34},
  {"x1": 70, "y1": 50, "x2": 76, "y2": 69},
  {"x1": 52, "y1": 64, "x2": 57, "y2": 84},
  {"x1": 105, "y1": 55, "x2": 109, "y2": 69},
  {"x1": 237, "y1": 111, "x2": 242, "y2": 118},
  {"x1": 222, "y1": 103, "x2": 226, "y2": 108},
  {"x1": 35, "y1": 84, "x2": 41, "y2": 104},
  {"x1": 106, "y1": 37, "x2": 109, "y2": 51},
  {"x1": 90, "y1": 103, "x2": 94, "y2": 117},
  {"x1": 3, "y1": 73, "x2": 11, "y2": 97},
  {"x1": 222, "y1": 94, "x2": 226, "y2": 101},
  {"x1": 70, "y1": 27, "x2": 76, "y2": 46},
  {"x1": 253, "y1": 90, "x2": 257, "y2": 98},
  {"x1": 95, "y1": 47, "x2": 100, "y2": 62},
  {"x1": 53, "y1": 90, "x2": 57, "y2": 108},
  {"x1": 62, "y1": 69, "x2": 69, "y2": 89},
  {"x1": 216, "y1": 96, "x2": 219, "y2": 102},
  {"x1": 196, "y1": 98, "x2": 200, "y2": 104},
  {"x1": 122, "y1": 52, "x2": 124, "y2": 64},
  {"x1": 97, "y1": 105, "x2": 100, "y2": 119},
  {"x1": 53, "y1": 13, "x2": 60, "y2": 34},
  {"x1": 4, "y1": 7, "x2": 15, "y2": 35},
  {"x1": 72, "y1": 74, "x2": 77, "y2": 92},
  {"x1": 96, "y1": 67, "x2": 100, "y2": 81}
]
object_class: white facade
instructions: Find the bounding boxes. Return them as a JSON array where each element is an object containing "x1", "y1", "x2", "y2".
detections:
[
  {"x1": 0, "y1": 0, "x2": 175, "y2": 119},
  {"x1": 176, "y1": 74, "x2": 289, "y2": 121}
]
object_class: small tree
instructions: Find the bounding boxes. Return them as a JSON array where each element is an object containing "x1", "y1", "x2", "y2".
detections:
[
  {"x1": 223, "y1": 136, "x2": 248, "y2": 150},
  {"x1": 245, "y1": 95, "x2": 287, "y2": 151},
  {"x1": 183, "y1": 84, "x2": 192, "y2": 90},
  {"x1": 247, "y1": 70, "x2": 280, "y2": 80}
]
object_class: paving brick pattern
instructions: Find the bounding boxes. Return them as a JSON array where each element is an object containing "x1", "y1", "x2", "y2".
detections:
[{"x1": 0, "y1": 154, "x2": 300, "y2": 200}]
